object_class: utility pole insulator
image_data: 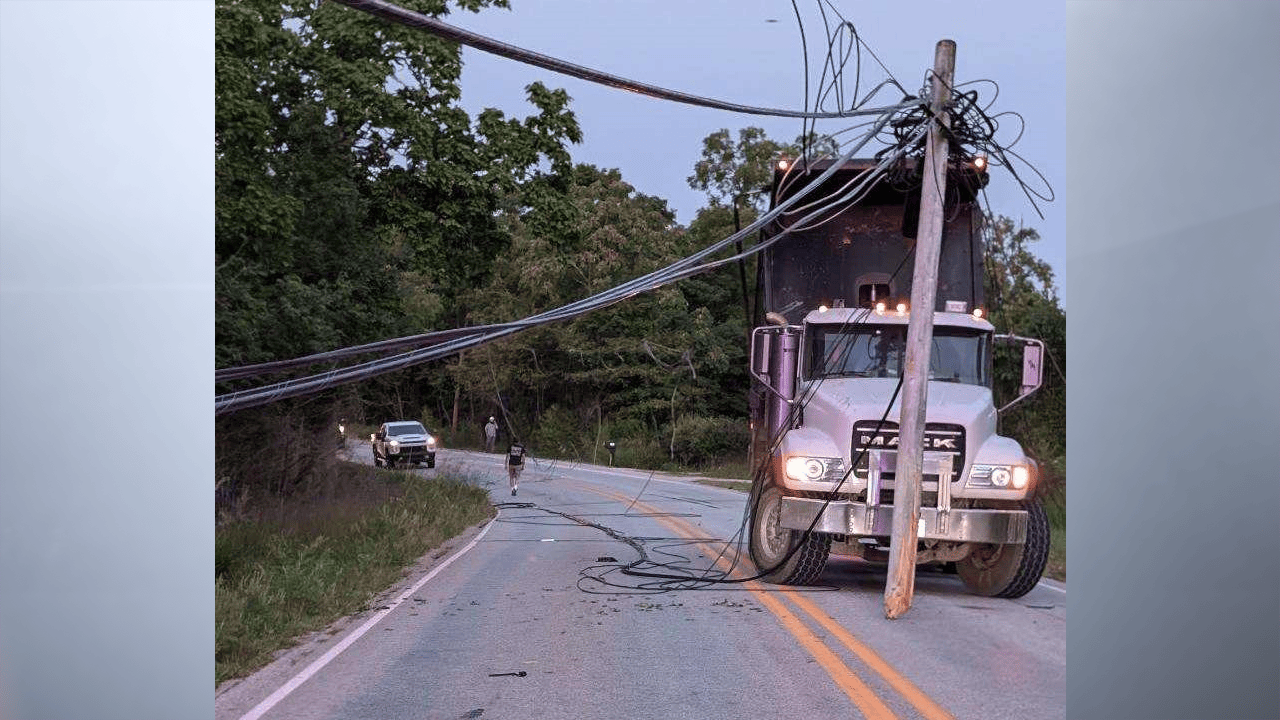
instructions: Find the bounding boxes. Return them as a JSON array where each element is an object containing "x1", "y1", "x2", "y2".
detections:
[{"x1": 884, "y1": 38, "x2": 955, "y2": 620}]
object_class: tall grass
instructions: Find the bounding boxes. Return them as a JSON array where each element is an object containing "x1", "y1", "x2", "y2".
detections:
[{"x1": 215, "y1": 464, "x2": 494, "y2": 684}]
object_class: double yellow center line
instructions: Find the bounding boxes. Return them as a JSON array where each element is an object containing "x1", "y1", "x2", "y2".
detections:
[{"x1": 570, "y1": 479, "x2": 954, "y2": 720}]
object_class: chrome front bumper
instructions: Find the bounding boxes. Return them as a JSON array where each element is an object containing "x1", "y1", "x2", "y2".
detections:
[
  {"x1": 775, "y1": 447, "x2": 1028, "y2": 545},
  {"x1": 778, "y1": 496, "x2": 1027, "y2": 544}
]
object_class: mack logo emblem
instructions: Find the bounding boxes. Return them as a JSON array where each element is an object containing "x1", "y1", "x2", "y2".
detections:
[{"x1": 860, "y1": 434, "x2": 957, "y2": 450}]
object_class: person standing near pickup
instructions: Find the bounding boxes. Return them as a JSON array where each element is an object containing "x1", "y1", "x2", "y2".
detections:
[
  {"x1": 484, "y1": 416, "x2": 498, "y2": 452},
  {"x1": 506, "y1": 441, "x2": 526, "y2": 496}
]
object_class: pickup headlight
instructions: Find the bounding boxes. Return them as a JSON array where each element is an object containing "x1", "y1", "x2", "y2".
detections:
[
  {"x1": 426, "y1": 435, "x2": 437, "y2": 448},
  {"x1": 969, "y1": 463, "x2": 1031, "y2": 490},
  {"x1": 389, "y1": 440, "x2": 400, "y2": 453},
  {"x1": 784, "y1": 456, "x2": 846, "y2": 484}
]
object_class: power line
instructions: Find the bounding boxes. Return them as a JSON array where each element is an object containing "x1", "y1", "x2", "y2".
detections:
[
  {"x1": 215, "y1": 108, "x2": 920, "y2": 413},
  {"x1": 328, "y1": 0, "x2": 909, "y2": 120}
]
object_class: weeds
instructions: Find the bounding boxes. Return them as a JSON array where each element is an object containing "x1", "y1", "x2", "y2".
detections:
[{"x1": 215, "y1": 464, "x2": 494, "y2": 684}]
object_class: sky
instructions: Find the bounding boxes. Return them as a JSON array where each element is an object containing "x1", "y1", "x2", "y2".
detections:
[{"x1": 448, "y1": 0, "x2": 1066, "y2": 305}]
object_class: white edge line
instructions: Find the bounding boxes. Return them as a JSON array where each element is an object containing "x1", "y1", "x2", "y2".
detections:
[
  {"x1": 1037, "y1": 579, "x2": 1067, "y2": 594},
  {"x1": 237, "y1": 512, "x2": 499, "y2": 720}
]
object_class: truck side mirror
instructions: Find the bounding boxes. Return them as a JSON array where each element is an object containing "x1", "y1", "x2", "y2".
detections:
[
  {"x1": 993, "y1": 334, "x2": 1047, "y2": 413},
  {"x1": 1021, "y1": 342, "x2": 1043, "y2": 396},
  {"x1": 750, "y1": 328, "x2": 771, "y2": 376}
]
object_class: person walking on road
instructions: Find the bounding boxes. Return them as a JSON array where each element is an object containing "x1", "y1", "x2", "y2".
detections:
[
  {"x1": 484, "y1": 416, "x2": 498, "y2": 452},
  {"x1": 506, "y1": 441, "x2": 526, "y2": 496}
]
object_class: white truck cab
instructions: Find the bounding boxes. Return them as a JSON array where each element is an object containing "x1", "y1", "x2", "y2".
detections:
[
  {"x1": 748, "y1": 306, "x2": 1049, "y2": 597},
  {"x1": 745, "y1": 157, "x2": 1049, "y2": 598}
]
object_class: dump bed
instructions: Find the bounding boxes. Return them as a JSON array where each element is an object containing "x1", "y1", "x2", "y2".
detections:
[{"x1": 759, "y1": 158, "x2": 989, "y2": 324}]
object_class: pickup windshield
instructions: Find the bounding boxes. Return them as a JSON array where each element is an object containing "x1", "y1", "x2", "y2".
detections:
[
  {"x1": 388, "y1": 423, "x2": 427, "y2": 436},
  {"x1": 805, "y1": 324, "x2": 990, "y2": 386}
]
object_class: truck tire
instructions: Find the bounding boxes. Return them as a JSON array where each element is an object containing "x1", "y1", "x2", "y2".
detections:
[
  {"x1": 427, "y1": 454, "x2": 435, "y2": 469},
  {"x1": 957, "y1": 498, "x2": 1050, "y2": 598},
  {"x1": 748, "y1": 484, "x2": 830, "y2": 586}
]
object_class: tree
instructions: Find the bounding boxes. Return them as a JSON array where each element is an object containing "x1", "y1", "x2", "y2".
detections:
[
  {"x1": 983, "y1": 214, "x2": 1065, "y2": 490},
  {"x1": 687, "y1": 126, "x2": 841, "y2": 211},
  {"x1": 445, "y1": 164, "x2": 748, "y2": 464},
  {"x1": 214, "y1": 0, "x2": 582, "y2": 497},
  {"x1": 215, "y1": 0, "x2": 583, "y2": 361}
]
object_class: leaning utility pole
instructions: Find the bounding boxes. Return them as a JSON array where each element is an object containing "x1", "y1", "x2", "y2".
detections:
[{"x1": 884, "y1": 39, "x2": 955, "y2": 620}]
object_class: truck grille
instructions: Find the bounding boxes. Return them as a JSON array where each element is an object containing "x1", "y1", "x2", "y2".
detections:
[{"x1": 851, "y1": 421, "x2": 965, "y2": 484}]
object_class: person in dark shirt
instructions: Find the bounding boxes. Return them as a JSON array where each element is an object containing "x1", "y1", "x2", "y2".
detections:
[{"x1": 505, "y1": 442, "x2": 525, "y2": 496}]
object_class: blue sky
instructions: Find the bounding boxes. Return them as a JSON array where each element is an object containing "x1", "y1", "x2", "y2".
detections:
[{"x1": 450, "y1": 0, "x2": 1066, "y2": 304}]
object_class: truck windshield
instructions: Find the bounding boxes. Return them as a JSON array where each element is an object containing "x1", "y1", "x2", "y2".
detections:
[
  {"x1": 388, "y1": 423, "x2": 427, "y2": 436},
  {"x1": 806, "y1": 324, "x2": 990, "y2": 386}
]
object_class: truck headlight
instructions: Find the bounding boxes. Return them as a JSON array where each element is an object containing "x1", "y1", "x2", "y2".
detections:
[
  {"x1": 969, "y1": 463, "x2": 1031, "y2": 490},
  {"x1": 389, "y1": 440, "x2": 400, "y2": 453},
  {"x1": 784, "y1": 456, "x2": 846, "y2": 483},
  {"x1": 426, "y1": 435, "x2": 436, "y2": 448}
]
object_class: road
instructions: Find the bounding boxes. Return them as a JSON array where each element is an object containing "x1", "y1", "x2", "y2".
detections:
[{"x1": 215, "y1": 446, "x2": 1065, "y2": 720}]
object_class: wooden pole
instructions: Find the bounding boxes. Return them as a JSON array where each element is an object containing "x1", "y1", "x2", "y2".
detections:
[{"x1": 884, "y1": 39, "x2": 955, "y2": 620}]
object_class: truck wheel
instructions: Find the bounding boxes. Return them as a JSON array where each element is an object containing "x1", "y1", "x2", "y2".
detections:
[
  {"x1": 957, "y1": 498, "x2": 1050, "y2": 598},
  {"x1": 748, "y1": 485, "x2": 830, "y2": 585},
  {"x1": 373, "y1": 452, "x2": 383, "y2": 468},
  {"x1": 386, "y1": 457, "x2": 396, "y2": 469},
  {"x1": 427, "y1": 455, "x2": 435, "y2": 469}
]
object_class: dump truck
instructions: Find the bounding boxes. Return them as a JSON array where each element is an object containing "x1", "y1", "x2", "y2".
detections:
[{"x1": 746, "y1": 157, "x2": 1050, "y2": 598}]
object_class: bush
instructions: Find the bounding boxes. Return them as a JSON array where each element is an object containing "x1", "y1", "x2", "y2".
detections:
[
  {"x1": 528, "y1": 405, "x2": 590, "y2": 460},
  {"x1": 216, "y1": 402, "x2": 349, "y2": 515},
  {"x1": 669, "y1": 415, "x2": 750, "y2": 467},
  {"x1": 609, "y1": 435, "x2": 669, "y2": 470}
]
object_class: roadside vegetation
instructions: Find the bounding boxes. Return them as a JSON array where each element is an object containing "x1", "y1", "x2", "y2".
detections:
[{"x1": 215, "y1": 463, "x2": 493, "y2": 684}]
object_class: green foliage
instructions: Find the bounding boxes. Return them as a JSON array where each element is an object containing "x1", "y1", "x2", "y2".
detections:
[
  {"x1": 528, "y1": 404, "x2": 589, "y2": 459},
  {"x1": 669, "y1": 415, "x2": 751, "y2": 467},
  {"x1": 686, "y1": 126, "x2": 839, "y2": 210},
  {"x1": 216, "y1": 0, "x2": 583, "y2": 487},
  {"x1": 216, "y1": 469, "x2": 493, "y2": 683},
  {"x1": 215, "y1": 0, "x2": 580, "y2": 364},
  {"x1": 687, "y1": 127, "x2": 786, "y2": 210},
  {"x1": 983, "y1": 214, "x2": 1066, "y2": 492},
  {"x1": 445, "y1": 163, "x2": 751, "y2": 457}
]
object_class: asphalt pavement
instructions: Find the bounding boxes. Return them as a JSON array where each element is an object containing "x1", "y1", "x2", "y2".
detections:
[{"x1": 215, "y1": 446, "x2": 1065, "y2": 720}]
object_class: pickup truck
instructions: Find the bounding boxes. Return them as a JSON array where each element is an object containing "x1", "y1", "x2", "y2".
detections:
[{"x1": 371, "y1": 421, "x2": 437, "y2": 468}]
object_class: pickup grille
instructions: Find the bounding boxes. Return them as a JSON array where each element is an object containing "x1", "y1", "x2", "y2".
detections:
[
  {"x1": 393, "y1": 443, "x2": 429, "y2": 457},
  {"x1": 851, "y1": 421, "x2": 965, "y2": 484}
]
